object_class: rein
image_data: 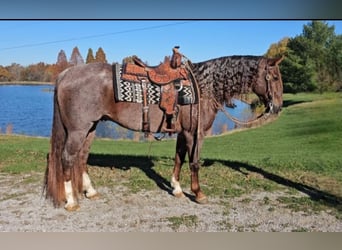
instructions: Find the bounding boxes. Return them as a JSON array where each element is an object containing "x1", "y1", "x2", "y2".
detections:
[
  {"x1": 213, "y1": 98, "x2": 271, "y2": 126},
  {"x1": 213, "y1": 64, "x2": 275, "y2": 126},
  {"x1": 184, "y1": 58, "x2": 201, "y2": 133}
]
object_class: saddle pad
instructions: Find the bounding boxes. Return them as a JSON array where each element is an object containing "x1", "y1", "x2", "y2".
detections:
[{"x1": 113, "y1": 63, "x2": 197, "y2": 105}]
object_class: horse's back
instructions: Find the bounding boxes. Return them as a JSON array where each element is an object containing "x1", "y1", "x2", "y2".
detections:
[{"x1": 56, "y1": 62, "x2": 113, "y2": 89}]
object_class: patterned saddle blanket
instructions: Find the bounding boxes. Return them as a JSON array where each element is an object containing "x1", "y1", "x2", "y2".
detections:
[{"x1": 113, "y1": 63, "x2": 198, "y2": 106}]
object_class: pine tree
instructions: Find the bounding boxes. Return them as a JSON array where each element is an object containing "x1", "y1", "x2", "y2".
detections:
[
  {"x1": 57, "y1": 50, "x2": 68, "y2": 66},
  {"x1": 49, "y1": 49, "x2": 70, "y2": 82},
  {"x1": 69, "y1": 47, "x2": 84, "y2": 66},
  {"x1": 86, "y1": 48, "x2": 95, "y2": 64},
  {"x1": 95, "y1": 47, "x2": 107, "y2": 63}
]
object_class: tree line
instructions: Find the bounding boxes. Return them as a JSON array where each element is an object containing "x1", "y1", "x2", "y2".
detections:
[
  {"x1": 265, "y1": 21, "x2": 342, "y2": 93},
  {"x1": 0, "y1": 47, "x2": 108, "y2": 83}
]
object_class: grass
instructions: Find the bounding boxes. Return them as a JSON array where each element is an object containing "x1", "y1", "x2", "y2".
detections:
[
  {"x1": 0, "y1": 92, "x2": 341, "y2": 215},
  {"x1": 200, "y1": 92, "x2": 342, "y2": 214},
  {"x1": 164, "y1": 214, "x2": 199, "y2": 231},
  {"x1": 0, "y1": 135, "x2": 48, "y2": 174}
]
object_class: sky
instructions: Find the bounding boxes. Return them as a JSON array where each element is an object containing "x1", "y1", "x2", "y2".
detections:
[{"x1": 0, "y1": 20, "x2": 342, "y2": 67}]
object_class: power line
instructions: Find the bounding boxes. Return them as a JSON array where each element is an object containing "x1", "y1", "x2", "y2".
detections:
[{"x1": 0, "y1": 21, "x2": 193, "y2": 51}]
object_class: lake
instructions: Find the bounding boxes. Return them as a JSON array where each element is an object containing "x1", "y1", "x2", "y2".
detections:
[
  {"x1": 0, "y1": 85, "x2": 252, "y2": 138},
  {"x1": 0, "y1": 85, "x2": 54, "y2": 137}
]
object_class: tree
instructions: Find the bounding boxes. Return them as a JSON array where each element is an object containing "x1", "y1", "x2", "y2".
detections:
[
  {"x1": 69, "y1": 46, "x2": 84, "y2": 66},
  {"x1": 47, "y1": 50, "x2": 70, "y2": 82},
  {"x1": 265, "y1": 37, "x2": 289, "y2": 58},
  {"x1": 56, "y1": 49, "x2": 69, "y2": 72},
  {"x1": 94, "y1": 47, "x2": 107, "y2": 63},
  {"x1": 268, "y1": 21, "x2": 342, "y2": 93},
  {"x1": 303, "y1": 21, "x2": 335, "y2": 49},
  {"x1": 57, "y1": 49, "x2": 68, "y2": 66},
  {"x1": 86, "y1": 48, "x2": 95, "y2": 63},
  {"x1": 20, "y1": 62, "x2": 49, "y2": 82},
  {"x1": 6, "y1": 63, "x2": 24, "y2": 81},
  {"x1": 0, "y1": 66, "x2": 12, "y2": 81},
  {"x1": 326, "y1": 34, "x2": 342, "y2": 91},
  {"x1": 280, "y1": 47, "x2": 316, "y2": 93},
  {"x1": 301, "y1": 21, "x2": 336, "y2": 92}
]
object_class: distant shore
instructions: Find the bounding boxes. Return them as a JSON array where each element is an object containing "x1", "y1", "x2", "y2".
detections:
[{"x1": 0, "y1": 81, "x2": 53, "y2": 85}]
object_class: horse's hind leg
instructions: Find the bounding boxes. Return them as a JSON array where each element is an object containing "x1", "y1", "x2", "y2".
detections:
[
  {"x1": 62, "y1": 129, "x2": 90, "y2": 211},
  {"x1": 79, "y1": 129, "x2": 99, "y2": 199},
  {"x1": 171, "y1": 133, "x2": 187, "y2": 198}
]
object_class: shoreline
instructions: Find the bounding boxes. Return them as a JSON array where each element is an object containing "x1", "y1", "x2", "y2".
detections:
[{"x1": 0, "y1": 81, "x2": 53, "y2": 85}]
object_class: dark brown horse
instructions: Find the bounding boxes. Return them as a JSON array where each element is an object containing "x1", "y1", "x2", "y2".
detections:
[{"x1": 44, "y1": 54, "x2": 284, "y2": 211}]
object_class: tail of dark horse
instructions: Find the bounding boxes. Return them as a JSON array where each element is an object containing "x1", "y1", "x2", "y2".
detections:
[{"x1": 44, "y1": 84, "x2": 83, "y2": 207}]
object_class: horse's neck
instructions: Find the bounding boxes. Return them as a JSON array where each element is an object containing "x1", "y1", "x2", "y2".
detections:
[{"x1": 193, "y1": 56, "x2": 261, "y2": 103}]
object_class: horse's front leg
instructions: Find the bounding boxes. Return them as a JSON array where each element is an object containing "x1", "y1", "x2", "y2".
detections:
[
  {"x1": 189, "y1": 162, "x2": 208, "y2": 204},
  {"x1": 171, "y1": 133, "x2": 187, "y2": 198},
  {"x1": 188, "y1": 132, "x2": 208, "y2": 204}
]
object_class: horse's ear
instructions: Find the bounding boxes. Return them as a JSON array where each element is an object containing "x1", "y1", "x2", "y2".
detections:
[{"x1": 268, "y1": 55, "x2": 284, "y2": 66}]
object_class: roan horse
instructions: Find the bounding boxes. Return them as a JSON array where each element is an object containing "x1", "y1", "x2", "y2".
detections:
[{"x1": 44, "y1": 50, "x2": 284, "y2": 211}]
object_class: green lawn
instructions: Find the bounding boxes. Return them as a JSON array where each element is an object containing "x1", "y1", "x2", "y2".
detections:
[
  {"x1": 203, "y1": 92, "x2": 341, "y2": 177},
  {"x1": 0, "y1": 92, "x2": 341, "y2": 214}
]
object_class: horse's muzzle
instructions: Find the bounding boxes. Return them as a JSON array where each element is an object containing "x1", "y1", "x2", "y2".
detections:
[
  {"x1": 271, "y1": 104, "x2": 282, "y2": 114},
  {"x1": 266, "y1": 102, "x2": 282, "y2": 114}
]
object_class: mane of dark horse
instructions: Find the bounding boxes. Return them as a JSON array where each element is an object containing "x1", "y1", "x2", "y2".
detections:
[{"x1": 192, "y1": 56, "x2": 262, "y2": 102}]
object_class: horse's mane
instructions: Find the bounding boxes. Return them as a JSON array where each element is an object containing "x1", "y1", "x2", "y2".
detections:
[{"x1": 192, "y1": 55, "x2": 263, "y2": 102}]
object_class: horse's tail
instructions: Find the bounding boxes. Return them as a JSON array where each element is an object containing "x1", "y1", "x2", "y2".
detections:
[{"x1": 44, "y1": 85, "x2": 66, "y2": 207}]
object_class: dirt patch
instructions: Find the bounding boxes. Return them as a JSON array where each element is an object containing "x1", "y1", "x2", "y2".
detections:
[{"x1": 0, "y1": 172, "x2": 341, "y2": 232}]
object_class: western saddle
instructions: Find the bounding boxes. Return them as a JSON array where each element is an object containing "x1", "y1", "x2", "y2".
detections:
[{"x1": 121, "y1": 46, "x2": 193, "y2": 135}]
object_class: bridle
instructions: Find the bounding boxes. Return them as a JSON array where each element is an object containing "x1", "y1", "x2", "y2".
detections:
[
  {"x1": 265, "y1": 63, "x2": 274, "y2": 113},
  {"x1": 214, "y1": 60, "x2": 277, "y2": 126}
]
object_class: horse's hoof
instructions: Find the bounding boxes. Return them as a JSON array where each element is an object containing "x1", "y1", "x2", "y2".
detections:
[
  {"x1": 64, "y1": 204, "x2": 80, "y2": 212},
  {"x1": 195, "y1": 195, "x2": 208, "y2": 204},
  {"x1": 86, "y1": 192, "x2": 100, "y2": 200},
  {"x1": 173, "y1": 191, "x2": 186, "y2": 198}
]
